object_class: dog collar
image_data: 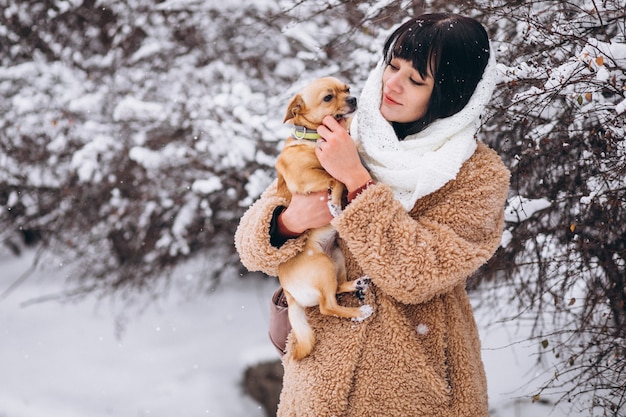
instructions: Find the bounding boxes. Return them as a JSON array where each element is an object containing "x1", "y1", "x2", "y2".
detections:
[{"x1": 290, "y1": 125, "x2": 321, "y2": 141}]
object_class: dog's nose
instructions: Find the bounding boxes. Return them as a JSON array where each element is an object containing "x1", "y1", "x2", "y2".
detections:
[{"x1": 347, "y1": 96, "x2": 357, "y2": 108}]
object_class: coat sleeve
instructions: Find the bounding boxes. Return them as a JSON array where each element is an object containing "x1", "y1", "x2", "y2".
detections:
[
  {"x1": 234, "y1": 180, "x2": 310, "y2": 277},
  {"x1": 331, "y1": 144, "x2": 510, "y2": 305}
]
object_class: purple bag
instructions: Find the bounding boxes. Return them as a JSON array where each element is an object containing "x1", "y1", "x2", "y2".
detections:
[{"x1": 269, "y1": 287, "x2": 291, "y2": 356}]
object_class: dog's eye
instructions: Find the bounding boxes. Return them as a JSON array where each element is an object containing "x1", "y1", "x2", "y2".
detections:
[{"x1": 323, "y1": 94, "x2": 333, "y2": 102}]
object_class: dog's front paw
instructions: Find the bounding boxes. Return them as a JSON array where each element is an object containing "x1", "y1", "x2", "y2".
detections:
[
  {"x1": 355, "y1": 275, "x2": 371, "y2": 301},
  {"x1": 327, "y1": 189, "x2": 343, "y2": 217},
  {"x1": 327, "y1": 200, "x2": 343, "y2": 218},
  {"x1": 352, "y1": 304, "x2": 374, "y2": 322}
]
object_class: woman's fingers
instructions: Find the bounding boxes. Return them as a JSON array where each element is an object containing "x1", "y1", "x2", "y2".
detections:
[{"x1": 281, "y1": 191, "x2": 333, "y2": 233}]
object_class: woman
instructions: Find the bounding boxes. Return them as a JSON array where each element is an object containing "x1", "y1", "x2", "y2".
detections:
[{"x1": 235, "y1": 13, "x2": 510, "y2": 417}]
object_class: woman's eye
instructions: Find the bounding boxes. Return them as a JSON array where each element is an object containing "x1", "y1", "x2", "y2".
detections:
[
  {"x1": 387, "y1": 63, "x2": 399, "y2": 71},
  {"x1": 323, "y1": 94, "x2": 333, "y2": 102},
  {"x1": 410, "y1": 78, "x2": 423, "y2": 86}
]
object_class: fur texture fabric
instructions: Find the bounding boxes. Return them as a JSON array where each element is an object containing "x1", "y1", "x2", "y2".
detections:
[
  {"x1": 234, "y1": 142, "x2": 510, "y2": 417},
  {"x1": 352, "y1": 47, "x2": 497, "y2": 210}
]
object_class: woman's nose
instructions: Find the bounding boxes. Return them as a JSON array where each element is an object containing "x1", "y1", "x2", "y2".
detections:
[{"x1": 385, "y1": 73, "x2": 403, "y2": 92}]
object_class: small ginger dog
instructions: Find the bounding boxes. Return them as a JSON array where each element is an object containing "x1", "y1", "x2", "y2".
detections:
[{"x1": 275, "y1": 77, "x2": 372, "y2": 360}]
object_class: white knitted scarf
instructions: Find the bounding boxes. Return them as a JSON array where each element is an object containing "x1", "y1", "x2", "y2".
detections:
[{"x1": 352, "y1": 48, "x2": 497, "y2": 211}]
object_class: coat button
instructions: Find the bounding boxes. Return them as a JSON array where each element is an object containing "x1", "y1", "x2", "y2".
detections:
[{"x1": 416, "y1": 323, "x2": 429, "y2": 335}]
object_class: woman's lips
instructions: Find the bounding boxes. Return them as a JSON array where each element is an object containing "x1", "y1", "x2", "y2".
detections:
[{"x1": 383, "y1": 93, "x2": 400, "y2": 105}]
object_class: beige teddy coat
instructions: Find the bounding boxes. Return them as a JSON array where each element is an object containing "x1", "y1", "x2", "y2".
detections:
[{"x1": 235, "y1": 142, "x2": 510, "y2": 417}]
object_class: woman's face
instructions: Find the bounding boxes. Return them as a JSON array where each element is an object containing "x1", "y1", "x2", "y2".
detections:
[{"x1": 380, "y1": 57, "x2": 434, "y2": 124}]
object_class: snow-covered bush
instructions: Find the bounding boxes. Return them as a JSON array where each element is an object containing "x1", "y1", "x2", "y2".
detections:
[
  {"x1": 471, "y1": 1, "x2": 625, "y2": 415},
  {"x1": 1, "y1": 0, "x2": 296, "y2": 292},
  {"x1": 0, "y1": 0, "x2": 393, "y2": 293}
]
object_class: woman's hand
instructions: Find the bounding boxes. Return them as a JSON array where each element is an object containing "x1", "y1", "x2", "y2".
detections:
[
  {"x1": 280, "y1": 116, "x2": 373, "y2": 235},
  {"x1": 280, "y1": 190, "x2": 333, "y2": 234},
  {"x1": 316, "y1": 115, "x2": 372, "y2": 193}
]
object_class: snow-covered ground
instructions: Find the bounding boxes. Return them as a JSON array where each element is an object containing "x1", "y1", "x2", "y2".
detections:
[{"x1": 1, "y1": 249, "x2": 571, "y2": 417}]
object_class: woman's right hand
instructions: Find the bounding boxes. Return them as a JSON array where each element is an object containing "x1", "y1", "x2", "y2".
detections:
[{"x1": 279, "y1": 190, "x2": 333, "y2": 234}]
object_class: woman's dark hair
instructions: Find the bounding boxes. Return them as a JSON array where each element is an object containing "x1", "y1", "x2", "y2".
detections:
[{"x1": 382, "y1": 13, "x2": 490, "y2": 139}]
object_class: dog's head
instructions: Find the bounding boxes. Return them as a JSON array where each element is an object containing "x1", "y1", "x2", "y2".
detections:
[{"x1": 283, "y1": 77, "x2": 357, "y2": 129}]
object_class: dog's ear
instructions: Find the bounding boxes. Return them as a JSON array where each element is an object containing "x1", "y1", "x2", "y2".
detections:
[{"x1": 284, "y1": 94, "x2": 305, "y2": 123}]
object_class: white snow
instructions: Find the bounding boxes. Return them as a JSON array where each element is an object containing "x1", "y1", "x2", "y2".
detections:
[
  {"x1": 1, "y1": 249, "x2": 573, "y2": 417},
  {"x1": 616, "y1": 96, "x2": 626, "y2": 115},
  {"x1": 191, "y1": 177, "x2": 223, "y2": 195},
  {"x1": 129, "y1": 146, "x2": 165, "y2": 171},
  {"x1": 505, "y1": 195, "x2": 552, "y2": 223},
  {"x1": 0, "y1": 249, "x2": 275, "y2": 417},
  {"x1": 72, "y1": 135, "x2": 121, "y2": 182},
  {"x1": 67, "y1": 91, "x2": 104, "y2": 115},
  {"x1": 113, "y1": 96, "x2": 168, "y2": 123}
]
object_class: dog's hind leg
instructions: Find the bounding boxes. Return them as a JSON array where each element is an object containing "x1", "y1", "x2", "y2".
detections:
[
  {"x1": 318, "y1": 290, "x2": 373, "y2": 322},
  {"x1": 284, "y1": 290, "x2": 315, "y2": 360},
  {"x1": 336, "y1": 276, "x2": 371, "y2": 300}
]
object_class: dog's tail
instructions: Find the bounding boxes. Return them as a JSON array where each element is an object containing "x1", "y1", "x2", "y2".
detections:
[{"x1": 287, "y1": 299, "x2": 315, "y2": 360}]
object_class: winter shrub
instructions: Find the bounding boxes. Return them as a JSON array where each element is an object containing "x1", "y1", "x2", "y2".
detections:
[{"x1": 471, "y1": 1, "x2": 625, "y2": 415}]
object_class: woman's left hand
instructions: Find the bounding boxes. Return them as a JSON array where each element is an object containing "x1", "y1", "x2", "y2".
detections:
[{"x1": 316, "y1": 115, "x2": 372, "y2": 193}]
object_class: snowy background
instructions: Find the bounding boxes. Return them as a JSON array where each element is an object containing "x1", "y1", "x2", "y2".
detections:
[
  {"x1": 1, "y1": 248, "x2": 574, "y2": 417},
  {"x1": 1, "y1": 0, "x2": 624, "y2": 416}
]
